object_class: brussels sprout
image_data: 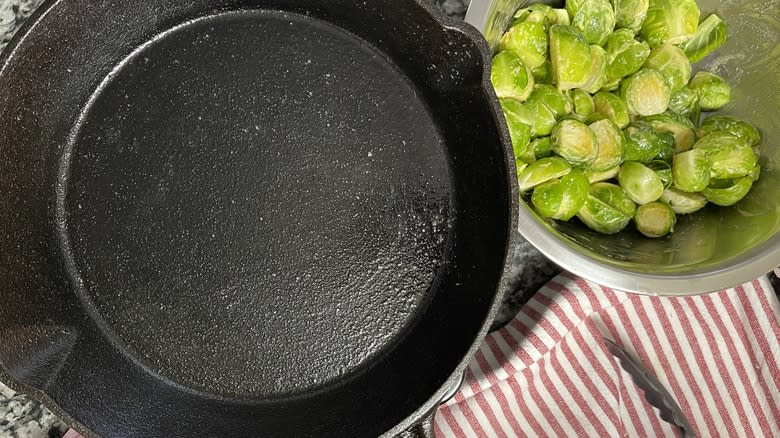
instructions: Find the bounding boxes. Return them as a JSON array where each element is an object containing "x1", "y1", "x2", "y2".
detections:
[
  {"x1": 532, "y1": 169, "x2": 590, "y2": 220},
  {"x1": 586, "y1": 166, "x2": 620, "y2": 183},
  {"x1": 688, "y1": 71, "x2": 731, "y2": 111},
  {"x1": 640, "y1": 0, "x2": 700, "y2": 47},
  {"x1": 646, "y1": 160, "x2": 673, "y2": 188},
  {"x1": 618, "y1": 161, "x2": 665, "y2": 204},
  {"x1": 600, "y1": 78, "x2": 622, "y2": 92},
  {"x1": 552, "y1": 9, "x2": 571, "y2": 26},
  {"x1": 572, "y1": 89, "x2": 595, "y2": 119},
  {"x1": 623, "y1": 122, "x2": 675, "y2": 162},
  {"x1": 697, "y1": 116, "x2": 761, "y2": 147},
  {"x1": 530, "y1": 137, "x2": 554, "y2": 160},
  {"x1": 577, "y1": 182, "x2": 636, "y2": 234},
  {"x1": 566, "y1": 0, "x2": 616, "y2": 46},
  {"x1": 551, "y1": 119, "x2": 600, "y2": 167},
  {"x1": 643, "y1": 44, "x2": 692, "y2": 93},
  {"x1": 589, "y1": 119, "x2": 625, "y2": 172},
  {"x1": 660, "y1": 187, "x2": 708, "y2": 214},
  {"x1": 604, "y1": 29, "x2": 652, "y2": 84},
  {"x1": 523, "y1": 99, "x2": 558, "y2": 138},
  {"x1": 634, "y1": 201, "x2": 676, "y2": 237},
  {"x1": 532, "y1": 61, "x2": 554, "y2": 84},
  {"x1": 592, "y1": 92, "x2": 630, "y2": 129},
  {"x1": 581, "y1": 45, "x2": 608, "y2": 94},
  {"x1": 499, "y1": 20, "x2": 549, "y2": 71},
  {"x1": 681, "y1": 14, "x2": 728, "y2": 63},
  {"x1": 750, "y1": 165, "x2": 761, "y2": 182},
  {"x1": 518, "y1": 157, "x2": 572, "y2": 192},
  {"x1": 668, "y1": 87, "x2": 699, "y2": 118},
  {"x1": 673, "y1": 149, "x2": 710, "y2": 192},
  {"x1": 499, "y1": 99, "x2": 534, "y2": 162},
  {"x1": 702, "y1": 176, "x2": 753, "y2": 207},
  {"x1": 527, "y1": 85, "x2": 573, "y2": 119},
  {"x1": 613, "y1": 0, "x2": 649, "y2": 33},
  {"x1": 693, "y1": 132, "x2": 757, "y2": 179},
  {"x1": 516, "y1": 161, "x2": 529, "y2": 174},
  {"x1": 549, "y1": 25, "x2": 593, "y2": 90},
  {"x1": 621, "y1": 68, "x2": 671, "y2": 116},
  {"x1": 642, "y1": 112, "x2": 696, "y2": 153},
  {"x1": 491, "y1": 51, "x2": 534, "y2": 101}
]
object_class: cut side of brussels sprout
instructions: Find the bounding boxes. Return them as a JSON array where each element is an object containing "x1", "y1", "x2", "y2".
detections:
[
  {"x1": 589, "y1": 119, "x2": 625, "y2": 172},
  {"x1": 635, "y1": 201, "x2": 676, "y2": 237},
  {"x1": 518, "y1": 157, "x2": 573, "y2": 192},
  {"x1": 673, "y1": 148, "x2": 711, "y2": 192},
  {"x1": 698, "y1": 116, "x2": 761, "y2": 147},
  {"x1": 621, "y1": 68, "x2": 671, "y2": 116},
  {"x1": 688, "y1": 71, "x2": 731, "y2": 111},
  {"x1": 524, "y1": 99, "x2": 558, "y2": 137},
  {"x1": 491, "y1": 51, "x2": 534, "y2": 101},
  {"x1": 577, "y1": 182, "x2": 636, "y2": 234},
  {"x1": 604, "y1": 29, "x2": 652, "y2": 84},
  {"x1": 642, "y1": 112, "x2": 696, "y2": 153},
  {"x1": 702, "y1": 176, "x2": 753, "y2": 206},
  {"x1": 693, "y1": 132, "x2": 757, "y2": 179},
  {"x1": 618, "y1": 161, "x2": 665, "y2": 204},
  {"x1": 530, "y1": 137, "x2": 554, "y2": 160},
  {"x1": 681, "y1": 13, "x2": 727, "y2": 63},
  {"x1": 640, "y1": 0, "x2": 700, "y2": 47},
  {"x1": 660, "y1": 187, "x2": 708, "y2": 214},
  {"x1": 613, "y1": 0, "x2": 649, "y2": 33},
  {"x1": 567, "y1": 0, "x2": 616, "y2": 46},
  {"x1": 532, "y1": 169, "x2": 591, "y2": 220},
  {"x1": 551, "y1": 119, "x2": 600, "y2": 167},
  {"x1": 643, "y1": 44, "x2": 692, "y2": 93},
  {"x1": 592, "y1": 92, "x2": 630, "y2": 129},
  {"x1": 528, "y1": 85, "x2": 573, "y2": 119},
  {"x1": 500, "y1": 98, "x2": 534, "y2": 161},
  {"x1": 586, "y1": 166, "x2": 620, "y2": 183},
  {"x1": 668, "y1": 87, "x2": 699, "y2": 118},
  {"x1": 581, "y1": 45, "x2": 608, "y2": 94},
  {"x1": 572, "y1": 89, "x2": 595, "y2": 119},
  {"x1": 500, "y1": 20, "x2": 549, "y2": 71},
  {"x1": 550, "y1": 25, "x2": 593, "y2": 91}
]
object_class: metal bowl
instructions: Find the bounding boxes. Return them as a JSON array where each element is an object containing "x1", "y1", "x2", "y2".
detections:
[{"x1": 467, "y1": 0, "x2": 780, "y2": 295}]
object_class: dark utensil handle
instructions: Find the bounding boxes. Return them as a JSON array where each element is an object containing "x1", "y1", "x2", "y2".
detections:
[{"x1": 397, "y1": 413, "x2": 435, "y2": 438}]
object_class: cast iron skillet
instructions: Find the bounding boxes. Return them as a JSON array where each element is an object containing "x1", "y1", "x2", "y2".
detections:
[{"x1": 0, "y1": 0, "x2": 517, "y2": 436}]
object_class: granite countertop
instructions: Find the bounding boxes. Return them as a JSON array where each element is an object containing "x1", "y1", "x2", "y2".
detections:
[{"x1": 0, "y1": 0, "x2": 559, "y2": 436}]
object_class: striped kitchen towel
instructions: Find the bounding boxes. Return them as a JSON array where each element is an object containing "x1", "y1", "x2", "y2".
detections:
[{"x1": 435, "y1": 272, "x2": 780, "y2": 437}]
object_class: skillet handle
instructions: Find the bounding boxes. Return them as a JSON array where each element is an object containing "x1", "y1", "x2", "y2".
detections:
[{"x1": 397, "y1": 414, "x2": 435, "y2": 438}]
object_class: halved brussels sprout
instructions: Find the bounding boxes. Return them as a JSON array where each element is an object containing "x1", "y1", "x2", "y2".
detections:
[
  {"x1": 532, "y1": 61, "x2": 554, "y2": 84},
  {"x1": 530, "y1": 137, "x2": 554, "y2": 160},
  {"x1": 672, "y1": 148, "x2": 711, "y2": 192},
  {"x1": 642, "y1": 112, "x2": 696, "y2": 153},
  {"x1": 566, "y1": 0, "x2": 616, "y2": 46},
  {"x1": 499, "y1": 19, "x2": 549, "y2": 71},
  {"x1": 660, "y1": 187, "x2": 708, "y2": 214},
  {"x1": 643, "y1": 44, "x2": 692, "y2": 93},
  {"x1": 688, "y1": 71, "x2": 731, "y2": 111},
  {"x1": 499, "y1": 99, "x2": 534, "y2": 162},
  {"x1": 577, "y1": 182, "x2": 637, "y2": 234},
  {"x1": 621, "y1": 68, "x2": 671, "y2": 116},
  {"x1": 549, "y1": 25, "x2": 593, "y2": 90},
  {"x1": 618, "y1": 161, "x2": 665, "y2": 204},
  {"x1": 517, "y1": 4, "x2": 555, "y2": 23},
  {"x1": 491, "y1": 51, "x2": 534, "y2": 101},
  {"x1": 697, "y1": 116, "x2": 761, "y2": 147},
  {"x1": 604, "y1": 29, "x2": 652, "y2": 84},
  {"x1": 532, "y1": 169, "x2": 591, "y2": 220},
  {"x1": 585, "y1": 166, "x2": 620, "y2": 183},
  {"x1": 551, "y1": 119, "x2": 600, "y2": 167},
  {"x1": 693, "y1": 132, "x2": 757, "y2": 179},
  {"x1": 524, "y1": 99, "x2": 558, "y2": 137},
  {"x1": 623, "y1": 122, "x2": 676, "y2": 162},
  {"x1": 572, "y1": 89, "x2": 595, "y2": 119},
  {"x1": 589, "y1": 119, "x2": 625, "y2": 172},
  {"x1": 528, "y1": 85, "x2": 573, "y2": 119},
  {"x1": 646, "y1": 160, "x2": 673, "y2": 189},
  {"x1": 702, "y1": 176, "x2": 753, "y2": 207},
  {"x1": 634, "y1": 201, "x2": 676, "y2": 237},
  {"x1": 581, "y1": 45, "x2": 608, "y2": 94},
  {"x1": 613, "y1": 0, "x2": 649, "y2": 33},
  {"x1": 668, "y1": 86, "x2": 699, "y2": 119},
  {"x1": 681, "y1": 14, "x2": 728, "y2": 63},
  {"x1": 640, "y1": 0, "x2": 700, "y2": 47},
  {"x1": 592, "y1": 92, "x2": 630, "y2": 129},
  {"x1": 518, "y1": 157, "x2": 572, "y2": 192}
]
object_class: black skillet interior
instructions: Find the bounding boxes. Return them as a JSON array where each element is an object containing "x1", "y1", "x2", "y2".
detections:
[{"x1": 0, "y1": 0, "x2": 514, "y2": 436}]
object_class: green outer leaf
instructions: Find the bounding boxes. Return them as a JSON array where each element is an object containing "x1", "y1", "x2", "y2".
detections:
[
  {"x1": 688, "y1": 71, "x2": 731, "y2": 111},
  {"x1": 672, "y1": 149, "x2": 711, "y2": 192},
  {"x1": 518, "y1": 157, "x2": 573, "y2": 192},
  {"x1": 697, "y1": 116, "x2": 761, "y2": 147},
  {"x1": 604, "y1": 29, "x2": 652, "y2": 83},
  {"x1": 702, "y1": 176, "x2": 753, "y2": 206},
  {"x1": 681, "y1": 14, "x2": 728, "y2": 63},
  {"x1": 532, "y1": 169, "x2": 590, "y2": 220},
  {"x1": 491, "y1": 51, "x2": 534, "y2": 101},
  {"x1": 640, "y1": 0, "x2": 700, "y2": 47},
  {"x1": 613, "y1": 0, "x2": 650, "y2": 33},
  {"x1": 499, "y1": 20, "x2": 549, "y2": 70},
  {"x1": 643, "y1": 44, "x2": 692, "y2": 93},
  {"x1": 693, "y1": 132, "x2": 757, "y2": 179}
]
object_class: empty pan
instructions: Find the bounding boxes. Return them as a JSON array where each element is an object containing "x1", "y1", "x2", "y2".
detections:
[{"x1": 0, "y1": 0, "x2": 517, "y2": 436}]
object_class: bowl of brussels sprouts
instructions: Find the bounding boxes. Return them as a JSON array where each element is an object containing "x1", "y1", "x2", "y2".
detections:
[{"x1": 467, "y1": 0, "x2": 780, "y2": 295}]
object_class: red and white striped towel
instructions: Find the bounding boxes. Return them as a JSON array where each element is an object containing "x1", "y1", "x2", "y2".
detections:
[{"x1": 435, "y1": 272, "x2": 780, "y2": 437}]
